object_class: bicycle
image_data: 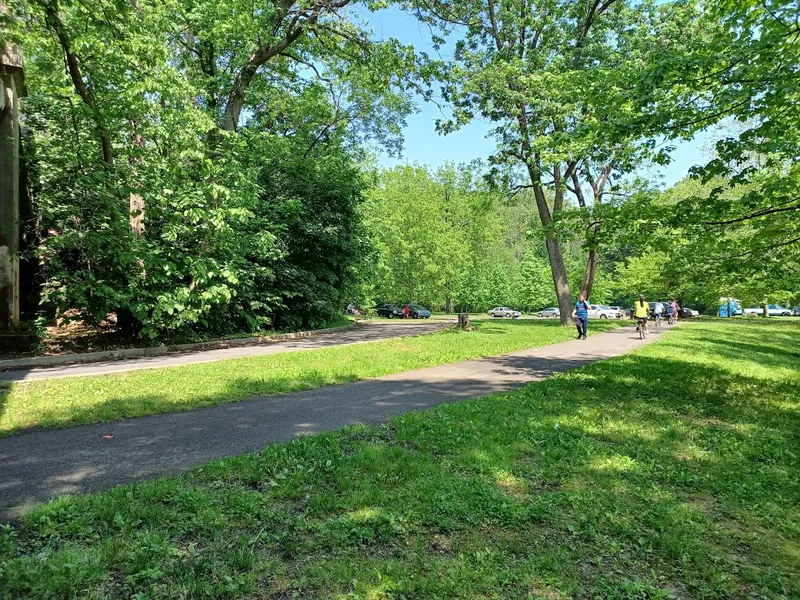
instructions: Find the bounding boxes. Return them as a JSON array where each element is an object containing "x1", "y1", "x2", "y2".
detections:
[
  {"x1": 668, "y1": 312, "x2": 677, "y2": 325},
  {"x1": 636, "y1": 317, "x2": 648, "y2": 339}
]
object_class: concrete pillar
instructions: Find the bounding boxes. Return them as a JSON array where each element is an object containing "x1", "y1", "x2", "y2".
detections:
[{"x1": 0, "y1": 43, "x2": 25, "y2": 331}]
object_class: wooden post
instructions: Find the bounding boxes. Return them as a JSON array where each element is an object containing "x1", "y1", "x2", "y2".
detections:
[
  {"x1": 0, "y1": 42, "x2": 25, "y2": 331},
  {"x1": 457, "y1": 312, "x2": 469, "y2": 328}
]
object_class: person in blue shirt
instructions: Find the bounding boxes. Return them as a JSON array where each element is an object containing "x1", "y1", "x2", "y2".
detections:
[{"x1": 572, "y1": 294, "x2": 589, "y2": 340}]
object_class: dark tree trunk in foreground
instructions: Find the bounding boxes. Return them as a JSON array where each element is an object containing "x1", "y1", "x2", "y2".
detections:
[
  {"x1": 581, "y1": 248, "x2": 598, "y2": 299},
  {"x1": 528, "y1": 162, "x2": 574, "y2": 325}
]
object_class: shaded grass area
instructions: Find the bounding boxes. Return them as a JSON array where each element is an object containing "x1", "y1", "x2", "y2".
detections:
[
  {"x1": 2, "y1": 315, "x2": 356, "y2": 360},
  {"x1": 0, "y1": 320, "x2": 621, "y2": 435},
  {"x1": 1, "y1": 320, "x2": 798, "y2": 599}
]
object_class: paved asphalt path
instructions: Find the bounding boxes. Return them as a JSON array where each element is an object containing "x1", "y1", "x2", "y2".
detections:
[
  {"x1": 0, "y1": 321, "x2": 448, "y2": 382},
  {"x1": 0, "y1": 324, "x2": 672, "y2": 520}
]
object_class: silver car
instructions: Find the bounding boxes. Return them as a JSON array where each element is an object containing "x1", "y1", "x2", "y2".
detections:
[
  {"x1": 537, "y1": 307, "x2": 560, "y2": 318},
  {"x1": 488, "y1": 307, "x2": 521, "y2": 318},
  {"x1": 588, "y1": 304, "x2": 614, "y2": 319}
]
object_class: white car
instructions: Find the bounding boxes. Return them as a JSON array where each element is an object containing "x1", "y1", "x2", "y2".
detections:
[
  {"x1": 743, "y1": 304, "x2": 792, "y2": 317},
  {"x1": 606, "y1": 306, "x2": 623, "y2": 319},
  {"x1": 488, "y1": 307, "x2": 521, "y2": 318},
  {"x1": 537, "y1": 307, "x2": 560, "y2": 318},
  {"x1": 587, "y1": 304, "x2": 614, "y2": 319}
]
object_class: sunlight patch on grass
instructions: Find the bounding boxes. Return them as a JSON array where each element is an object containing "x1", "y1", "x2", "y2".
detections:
[
  {"x1": 1, "y1": 320, "x2": 797, "y2": 599},
  {"x1": 0, "y1": 320, "x2": 622, "y2": 435}
]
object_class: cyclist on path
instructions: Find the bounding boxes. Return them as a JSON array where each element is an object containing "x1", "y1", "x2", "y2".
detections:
[{"x1": 634, "y1": 295, "x2": 649, "y2": 335}]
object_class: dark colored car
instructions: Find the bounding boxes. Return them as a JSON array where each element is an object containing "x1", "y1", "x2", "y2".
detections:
[
  {"x1": 375, "y1": 304, "x2": 405, "y2": 319},
  {"x1": 402, "y1": 304, "x2": 431, "y2": 319},
  {"x1": 792, "y1": 306, "x2": 800, "y2": 317}
]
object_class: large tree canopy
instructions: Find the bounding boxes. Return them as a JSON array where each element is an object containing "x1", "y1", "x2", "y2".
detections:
[
  {"x1": 8, "y1": 0, "x2": 427, "y2": 336},
  {"x1": 408, "y1": 0, "x2": 699, "y2": 323}
]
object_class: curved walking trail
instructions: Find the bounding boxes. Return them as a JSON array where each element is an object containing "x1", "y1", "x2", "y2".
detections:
[
  {"x1": 0, "y1": 321, "x2": 448, "y2": 382},
  {"x1": 0, "y1": 324, "x2": 671, "y2": 520}
]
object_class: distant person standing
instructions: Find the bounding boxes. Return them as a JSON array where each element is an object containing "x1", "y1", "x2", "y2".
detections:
[
  {"x1": 572, "y1": 295, "x2": 589, "y2": 340},
  {"x1": 403, "y1": 304, "x2": 410, "y2": 319}
]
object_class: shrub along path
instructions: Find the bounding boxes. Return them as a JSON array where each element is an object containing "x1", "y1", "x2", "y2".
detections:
[{"x1": 2, "y1": 323, "x2": 650, "y2": 519}]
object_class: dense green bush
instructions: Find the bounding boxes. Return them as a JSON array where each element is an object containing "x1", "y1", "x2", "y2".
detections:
[{"x1": 12, "y1": 0, "x2": 413, "y2": 337}]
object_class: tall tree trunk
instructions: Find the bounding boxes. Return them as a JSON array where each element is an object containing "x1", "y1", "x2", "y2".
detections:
[
  {"x1": 572, "y1": 165, "x2": 609, "y2": 304},
  {"x1": 528, "y1": 163, "x2": 574, "y2": 325},
  {"x1": 42, "y1": 0, "x2": 113, "y2": 165},
  {"x1": 129, "y1": 120, "x2": 145, "y2": 235},
  {"x1": 544, "y1": 234, "x2": 574, "y2": 324},
  {"x1": 220, "y1": 16, "x2": 312, "y2": 131},
  {"x1": 580, "y1": 248, "x2": 598, "y2": 299}
]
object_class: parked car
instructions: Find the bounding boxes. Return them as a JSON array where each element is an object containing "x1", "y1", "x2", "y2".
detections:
[
  {"x1": 680, "y1": 307, "x2": 700, "y2": 318},
  {"x1": 607, "y1": 306, "x2": 623, "y2": 319},
  {"x1": 375, "y1": 303, "x2": 404, "y2": 319},
  {"x1": 744, "y1": 304, "x2": 792, "y2": 317},
  {"x1": 402, "y1": 304, "x2": 431, "y2": 319},
  {"x1": 588, "y1": 304, "x2": 614, "y2": 319},
  {"x1": 488, "y1": 307, "x2": 521, "y2": 318},
  {"x1": 793, "y1": 306, "x2": 800, "y2": 317},
  {"x1": 537, "y1": 307, "x2": 560, "y2": 318}
]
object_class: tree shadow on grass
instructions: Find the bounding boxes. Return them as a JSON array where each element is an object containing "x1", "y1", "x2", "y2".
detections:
[{"x1": 4, "y1": 323, "x2": 798, "y2": 598}]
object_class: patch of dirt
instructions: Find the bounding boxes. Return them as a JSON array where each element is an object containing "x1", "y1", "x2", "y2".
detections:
[
  {"x1": 530, "y1": 479, "x2": 563, "y2": 493},
  {"x1": 427, "y1": 533, "x2": 453, "y2": 555},
  {"x1": 686, "y1": 492, "x2": 716, "y2": 515},
  {"x1": 0, "y1": 312, "x2": 142, "y2": 359}
]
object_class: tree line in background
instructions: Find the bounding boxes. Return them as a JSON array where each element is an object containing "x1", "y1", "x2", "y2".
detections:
[{"x1": 3, "y1": 0, "x2": 797, "y2": 337}]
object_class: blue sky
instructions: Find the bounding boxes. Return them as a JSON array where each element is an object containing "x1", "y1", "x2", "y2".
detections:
[{"x1": 359, "y1": 6, "x2": 713, "y2": 189}]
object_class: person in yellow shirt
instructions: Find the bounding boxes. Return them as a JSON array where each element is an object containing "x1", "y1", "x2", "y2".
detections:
[{"x1": 634, "y1": 294, "x2": 649, "y2": 337}]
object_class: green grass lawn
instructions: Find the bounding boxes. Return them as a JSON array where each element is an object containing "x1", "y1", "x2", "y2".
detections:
[
  {"x1": 0, "y1": 319, "x2": 621, "y2": 436},
  {"x1": 1, "y1": 320, "x2": 797, "y2": 599}
]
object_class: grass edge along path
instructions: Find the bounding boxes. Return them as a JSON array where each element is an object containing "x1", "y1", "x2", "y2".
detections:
[
  {"x1": 0, "y1": 320, "x2": 623, "y2": 436},
  {"x1": 0, "y1": 319, "x2": 797, "y2": 599}
]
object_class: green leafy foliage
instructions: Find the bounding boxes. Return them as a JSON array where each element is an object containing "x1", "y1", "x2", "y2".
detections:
[{"x1": 9, "y1": 0, "x2": 418, "y2": 337}]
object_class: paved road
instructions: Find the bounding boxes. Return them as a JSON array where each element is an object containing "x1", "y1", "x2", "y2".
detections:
[
  {"x1": 0, "y1": 324, "x2": 672, "y2": 520},
  {"x1": 0, "y1": 321, "x2": 449, "y2": 382}
]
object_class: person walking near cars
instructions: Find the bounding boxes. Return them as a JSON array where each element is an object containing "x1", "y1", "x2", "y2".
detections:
[
  {"x1": 403, "y1": 304, "x2": 410, "y2": 319},
  {"x1": 572, "y1": 294, "x2": 589, "y2": 340},
  {"x1": 653, "y1": 300, "x2": 665, "y2": 326},
  {"x1": 669, "y1": 299, "x2": 680, "y2": 325}
]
